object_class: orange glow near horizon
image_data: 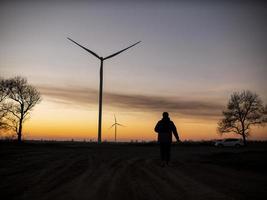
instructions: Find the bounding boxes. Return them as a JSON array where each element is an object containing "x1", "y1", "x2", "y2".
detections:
[{"x1": 22, "y1": 100, "x2": 267, "y2": 141}]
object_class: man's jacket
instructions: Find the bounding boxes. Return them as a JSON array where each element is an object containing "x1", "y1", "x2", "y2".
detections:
[{"x1": 154, "y1": 117, "x2": 179, "y2": 143}]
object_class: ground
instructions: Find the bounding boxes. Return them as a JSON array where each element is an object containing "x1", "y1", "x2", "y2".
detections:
[{"x1": 0, "y1": 141, "x2": 266, "y2": 200}]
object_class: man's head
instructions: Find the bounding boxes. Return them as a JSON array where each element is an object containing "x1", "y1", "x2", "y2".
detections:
[{"x1": 162, "y1": 112, "x2": 169, "y2": 119}]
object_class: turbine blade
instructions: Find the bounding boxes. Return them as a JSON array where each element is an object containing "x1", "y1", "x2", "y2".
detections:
[
  {"x1": 67, "y1": 37, "x2": 101, "y2": 59},
  {"x1": 104, "y1": 41, "x2": 141, "y2": 60},
  {"x1": 109, "y1": 124, "x2": 116, "y2": 129},
  {"x1": 114, "y1": 114, "x2": 116, "y2": 123},
  {"x1": 117, "y1": 123, "x2": 125, "y2": 127}
]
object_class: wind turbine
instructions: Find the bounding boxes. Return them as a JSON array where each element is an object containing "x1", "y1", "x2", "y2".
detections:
[
  {"x1": 67, "y1": 37, "x2": 141, "y2": 143},
  {"x1": 110, "y1": 114, "x2": 125, "y2": 142}
]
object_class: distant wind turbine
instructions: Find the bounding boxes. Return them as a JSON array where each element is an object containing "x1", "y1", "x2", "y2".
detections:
[
  {"x1": 110, "y1": 115, "x2": 125, "y2": 142},
  {"x1": 67, "y1": 37, "x2": 141, "y2": 143}
]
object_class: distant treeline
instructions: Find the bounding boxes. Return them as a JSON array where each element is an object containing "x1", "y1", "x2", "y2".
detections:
[{"x1": 1, "y1": 139, "x2": 266, "y2": 147}]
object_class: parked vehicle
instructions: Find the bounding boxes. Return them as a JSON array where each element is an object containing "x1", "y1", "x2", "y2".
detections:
[{"x1": 214, "y1": 138, "x2": 244, "y2": 147}]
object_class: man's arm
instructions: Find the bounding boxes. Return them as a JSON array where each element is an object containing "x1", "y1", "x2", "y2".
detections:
[
  {"x1": 171, "y1": 122, "x2": 180, "y2": 142},
  {"x1": 154, "y1": 122, "x2": 160, "y2": 133}
]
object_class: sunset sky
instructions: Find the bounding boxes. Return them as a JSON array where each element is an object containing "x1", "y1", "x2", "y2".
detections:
[{"x1": 1, "y1": 0, "x2": 266, "y2": 141}]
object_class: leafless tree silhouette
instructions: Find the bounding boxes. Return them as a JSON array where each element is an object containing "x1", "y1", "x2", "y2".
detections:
[
  {"x1": 218, "y1": 90, "x2": 267, "y2": 145},
  {"x1": 0, "y1": 78, "x2": 10, "y2": 130},
  {"x1": 4, "y1": 77, "x2": 41, "y2": 142}
]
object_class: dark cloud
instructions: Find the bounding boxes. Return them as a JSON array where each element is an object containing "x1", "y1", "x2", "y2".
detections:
[
  {"x1": 38, "y1": 85, "x2": 98, "y2": 104},
  {"x1": 38, "y1": 85, "x2": 224, "y2": 118}
]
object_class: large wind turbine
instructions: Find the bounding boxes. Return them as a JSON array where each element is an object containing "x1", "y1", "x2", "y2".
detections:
[
  {"x1": 110, "y1": 115, "x2": 125, "y2": 142},
  {"x1": 67, "y1": 37, "x2": 141, "y2": 143}
]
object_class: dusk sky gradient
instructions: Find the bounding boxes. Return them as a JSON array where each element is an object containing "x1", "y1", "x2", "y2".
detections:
[{"x1": 1, "y1": 0, "x2": 266, "y2": 141}]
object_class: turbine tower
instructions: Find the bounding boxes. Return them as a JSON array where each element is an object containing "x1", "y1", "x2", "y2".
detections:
[
  {"x1": 110, "y1": 114, "x2": 124, "y2": 142},
  {"x1": 67, "y1": 37, "x2": 140, "y2": 143}
]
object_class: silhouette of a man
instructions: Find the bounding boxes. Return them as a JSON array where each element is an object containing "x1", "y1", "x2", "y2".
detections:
[{"x1": 154, "y1": 112, "x2": 179, "y2": 167}]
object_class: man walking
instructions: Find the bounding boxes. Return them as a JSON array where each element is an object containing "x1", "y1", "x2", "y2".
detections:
[{"x1": 154, "y1": 112, "x2": 179, "y2": 167}]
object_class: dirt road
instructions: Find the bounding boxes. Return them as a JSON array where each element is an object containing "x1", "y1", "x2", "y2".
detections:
[{"x1": 0, "y1": 142, "x2": 266, "y2": 200}]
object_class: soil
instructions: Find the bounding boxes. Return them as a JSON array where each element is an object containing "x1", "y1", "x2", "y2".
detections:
[{"x1": 0, "y1": 141, "x2": 266, "y2": 200}]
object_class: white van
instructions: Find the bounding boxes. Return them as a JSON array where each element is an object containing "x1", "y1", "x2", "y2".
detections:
[{"x1": 215, "y1": 138, "x2": 244, "y2": 147}]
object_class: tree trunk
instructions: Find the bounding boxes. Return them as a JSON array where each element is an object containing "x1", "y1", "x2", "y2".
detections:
[
  {"x1": 17, "y1": 117, "x2": 23, "y2": 142},
  {"x1": 242, "y1": 133, "x2": 247, "y2": 146},
  {"x1": 241, "y1": 122, "x2": 247, "y2": 146},
  {"x1": 17, "y1": 104, "x2": 24, "y2": 143}
]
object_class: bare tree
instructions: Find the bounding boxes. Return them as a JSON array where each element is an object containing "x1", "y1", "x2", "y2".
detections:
[
  {"x1": 0, "y1": 78, "x2": 9, "y2": 130},
  {"x1": 218, "y1": 90, "x2": 267, "y2": 145},
  {"x1": 5, "y1": 77, "x2": 41, "y2": 142}
]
